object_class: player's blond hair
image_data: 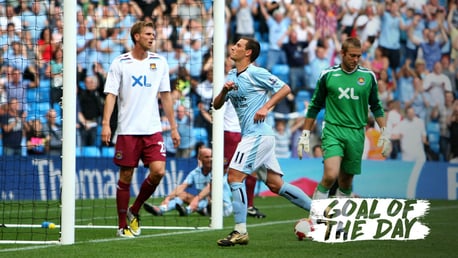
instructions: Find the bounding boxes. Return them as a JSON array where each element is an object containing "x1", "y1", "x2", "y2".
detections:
[
  {"x1": 130, "y1": 21, "x2": 154, "y2": 44},
  {"x1": 341, "y1": 37, "x2": 362, "y2": 53}
]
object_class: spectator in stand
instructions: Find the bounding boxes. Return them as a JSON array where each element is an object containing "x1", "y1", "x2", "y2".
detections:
[
  {"x1": 37, "y1": 27, "x2": 55, "y2": 64},
  {"x1": 231, "y1": 0, "x2": 257, "y2": 43},
  {"x1": 76, "y1": 18, "x2": 95, "y2": 78},
  {"x1": 448, "y1": 99, "x2": 458, "y2": 162},
  {"x1": 3, "y1": 41, "x2": 32, "y2": 74},
  {"x1": 184, "y1": 39, "x2": 208, "y2": 81},
  {"x1": 397, "y1": 59, "x2": 414, "y2": 106},
  {"x1": 159, "y1": 40, "x2": 187, "y2": 85},
  {"x1": 408, "y1": 27, "x2": 449, "y2": 72},
  {"x1": 193, "y1": 69, "x2": 213, "y2": 146},
  {"x1": 0, "y1": 4, "x2": 21, "y2": 34},
  {"x1": 292, "y1": 15, "x2": 314, "y2": 45},
  {"x1": 79, "y1": 75, "x2": 103, "y2": 146},
  {"x1": 405, "y1": 9, "x2": 426, "y2": 67},
  {"x1": 307, "y1": 41, "x2": 331, "y2": 91},
  {"x1": 379, "y1": 68, "x2": 397, "y2": 95},
  {"x1": 175, "y1": 104, "x2": 195, "y2": 158},
  {"x1": 385, "y1": 100, "x2": 402, "y2": 160},
  {"x1": 258, "y1": 0, "x2": 290, "y2": 71},
  {"x1": 21, "y1": 1, "x2": 48, "y2": 43},
  {"x1": 440, "y1": 54, "x2": 457, "y2": 94},
  {"x1": 448, "y1": 1, "x2": 458, "y2": 63},
  {"x1": 273, "y1": 118, "x2": 303, "y2": 159},
  {"x1": 392, "y1": 106, "x2": 428, "y2": 162},
  {"x1": 355, "y1": 4, "x2": 381, "y2": 45},
  {"x1": 0, "y1": 23, "x2": 20, "y2": 54},
  {"x1": 364, "y1": 116, "x2": 385, "y2": 160},
  {"x1": 179, "y1": 18, "x2": 204, "y2": 49},
  {"x1": 439, "y1": 91, "x2": 455, "y2": 161},
  {"x1": 281, "y1": 29, "x2": 309, "y2": 93},
  {"x1": 370, "y1": 47, "x2": 389, "y2": 80},
  {"x1": 414, "y1": 57, "x2": 430, "y2": 79},
  {"x1": 133, "y1": 0, "x2": 160, "y2": 19},
  {"x1": 46, "y1": 47, "x2": 63, "y2": 107},
  {"x1": 5, "y1": 66, "x2": 38, "y2": 116},
  {"x1": 177, "y1": 0, "x2": 208, "y2": 24},
  {"x1": 377, "y1": 0, "x2": 408, "y2": 71},
  {"x1": 377, "y1": 76, "x2": 393, "y2": 110},
  {"x1": 313, "y1": 0, "x2": 340, "y2": 39},
  {"x1": 339, "y1": 0, "x2": 364, "y2": 37},
  {"x1": 96, "y1": 27, "x2": 127, "y2": 72},
  {"x1": 426, "y1": 8, "x2": 450, "y2": 57},
  {"x1": 117, "y1": 1, "x2": 143, "y2": 44},
  {"x1": 25, "y1": 118, "x2": 49, "y2": 156},
  {"x1": 414, "y1": 74, "x2": 431, "y2": 121},
  {"x1": 43, "y1": 108, "x2": 62, "y2": 157},
  {"x1": 312, "y1": 144, "x2": 323, "y2": 158},
  {"x1": 423, "y1": 61, "x2": 453, "y2": 111},
  {"x1": 0, "y1": 98, "x2": 26, "y2": 156}
]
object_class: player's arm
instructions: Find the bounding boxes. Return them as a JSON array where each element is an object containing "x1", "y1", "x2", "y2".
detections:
[
  {"x1": 213, "y1": 81, "x2": 236, "y2": 110},
  {"x1": 101, "y1": 93, "x2": 116, "y2": 146},
  {"x1": 297, "y1": 74, "x2": 327, "y2": 159},
  {"x1": 160, "y1": 91, "x2": 180, "y2": 148},
  {"x1": 254, "y1": 84, "x2": 291, "y2": 123},
  {"x1": 162, "y1": 182, "x2": 189, "y2": 205},
  {"x1": 369, "y1": 78, "x2": 391, "y2": 157},
  {"x1": 189, "y1": 183, "x2": 211, "y2": 211}
]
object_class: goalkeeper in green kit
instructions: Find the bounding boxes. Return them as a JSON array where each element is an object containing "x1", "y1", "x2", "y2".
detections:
[{"x1": 297, "y1": 37, "x2": 391, "y2": 200}]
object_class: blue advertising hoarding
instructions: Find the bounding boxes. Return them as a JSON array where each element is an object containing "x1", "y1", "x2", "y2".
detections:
[{"x1": 0, "y1": 157, "x2": 457, "y2": 201}]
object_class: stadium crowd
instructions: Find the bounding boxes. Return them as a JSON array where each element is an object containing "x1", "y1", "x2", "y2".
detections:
[{"x1": 0, "y1": 0, "x2": 457, "y2": 162}]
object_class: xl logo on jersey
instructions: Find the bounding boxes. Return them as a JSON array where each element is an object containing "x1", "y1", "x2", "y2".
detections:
[
  {"x1": 338, "y1": 87, "x2": 359, "y2": 100},
  {"x1": 131, "y1": 75, "x2": 152, "y2": 87}
]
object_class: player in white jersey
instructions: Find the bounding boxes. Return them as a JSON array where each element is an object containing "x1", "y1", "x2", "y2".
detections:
[
  {"x1": 213, "y1": 37, "x2": 312, "y2": 247},
  {"x1": 101, "y1": 21, "x2": 180, "y2": 238}
]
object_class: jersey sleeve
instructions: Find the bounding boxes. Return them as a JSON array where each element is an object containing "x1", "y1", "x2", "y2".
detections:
[
  {"x1": 183, "y1": 169, "x2": 196, "y2": 186},
  {"x1": 104, "y1": 57, "x2": 121, "y2": 96},
  {"x1": 306, "y1": 71, "x2": 327, "y2": 119},
  {"x1": 253, "y1": 67, "x2": 285, "y2": 93},
  {"x1": 158, "y1": 56, "x2": 172, "y2": 93}
]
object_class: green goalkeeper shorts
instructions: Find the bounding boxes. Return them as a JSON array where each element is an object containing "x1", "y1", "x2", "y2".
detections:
[{"x1": 321, "y1": 123, "x2": 365, "y2": 175}]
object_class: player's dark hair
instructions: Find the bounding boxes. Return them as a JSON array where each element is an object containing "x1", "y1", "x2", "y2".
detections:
[
  {"x1": 341, "y1": 37, "x2": 362, "y2": 53},
  {"x1": 130, "y1": 21, "x2": 154, "y2": 44},
  {"x1": 241, "y1": 37, "x2": 260, "y2": 63}
]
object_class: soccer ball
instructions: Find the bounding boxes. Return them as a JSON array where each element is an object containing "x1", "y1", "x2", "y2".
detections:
[{"x1": 294, "y1": 218, "x2": 314, "y2": 240}]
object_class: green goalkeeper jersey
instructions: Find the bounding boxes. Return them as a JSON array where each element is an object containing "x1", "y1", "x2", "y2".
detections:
[{"x1": 306, "y1": 64, "x2": 384, "y2": 129}]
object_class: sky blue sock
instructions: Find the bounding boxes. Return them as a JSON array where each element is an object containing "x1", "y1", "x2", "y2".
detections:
[
  {"x1": 278, "y1": 182, "x2": 311, "y2": 211},
  {"x1": 167, "y1": 197, "x2": 183, "y2": 211},
  {"x1": 230, "y1": 182, "x2": 247, "y2": 224}
]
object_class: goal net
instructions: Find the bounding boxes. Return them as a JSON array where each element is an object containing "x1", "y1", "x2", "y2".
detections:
[{"x1": 0, "y1": 0, "x2": 224, "y2": 245}]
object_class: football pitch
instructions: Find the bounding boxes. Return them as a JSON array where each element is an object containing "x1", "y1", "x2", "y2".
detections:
[{"x1": 1, "y1": 197, "x2": 457, "y2": 258}]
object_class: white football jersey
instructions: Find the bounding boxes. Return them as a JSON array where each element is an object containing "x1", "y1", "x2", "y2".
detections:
[{"x1": 104, "y1": 52, "x2": 171, "y2": 135}]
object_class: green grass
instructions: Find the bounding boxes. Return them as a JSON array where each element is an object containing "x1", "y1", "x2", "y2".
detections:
[{"x1": 1, "y1": 197, "x2": 457, "y2": 258}]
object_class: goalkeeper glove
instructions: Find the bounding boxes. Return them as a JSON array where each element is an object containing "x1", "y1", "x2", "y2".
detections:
[
  {"x1": 297, "y1": 130, "x2": 310, "y2": 160},
  {"x1": 377, "y1": 127, "x2": 392, "y2": 158}
]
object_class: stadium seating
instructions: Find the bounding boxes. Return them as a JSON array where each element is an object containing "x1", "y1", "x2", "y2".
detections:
[
  {"x1": 193, "y1": 127, "x2": 208, "y2": 146},
  {"x1": 256, "y1": 41, "x2": 269, "y2": 68},
  {"x1": 426, "y1": 121, "x2": 440, "y2": 154},
  {"x1": 77, "y1": 146, "x2": 101, "y2": 157},
  {"x1": 295, "y1": 90, "x2": 310, "y2": 113},
  {"x1": 271, "y1": 64, "x2": 290, "y2": 84},
  {"x1": 101, "y1": 146, "x2": 115, "y2": 158}
]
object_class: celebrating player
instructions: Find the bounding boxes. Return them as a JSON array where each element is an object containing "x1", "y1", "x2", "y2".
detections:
[{"x1": 213, "y1": 37, "x2": 312, "y2": 247}]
